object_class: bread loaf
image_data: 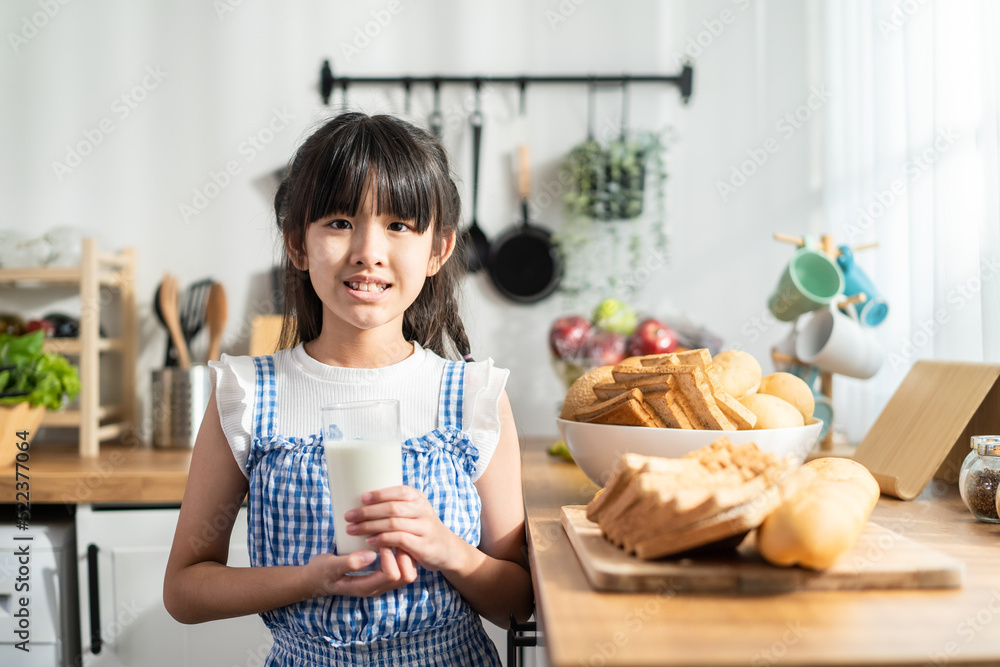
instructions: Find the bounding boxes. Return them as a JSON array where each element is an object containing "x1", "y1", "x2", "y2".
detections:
[
  {"x1": 739, "y1": 393, "x2": 804, "y2": 429},
  {"x1": 757, "y1": 372, "x2": 815, "y2": 422},
  {"x1": 757, "y1": 457, "x2": 880, "y2": 570},
  {"x1": 560, "y1": 365, "x2": 614, "y2": 420}
]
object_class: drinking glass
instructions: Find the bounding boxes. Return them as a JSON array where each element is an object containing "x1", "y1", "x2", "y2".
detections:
[{"x1": 321, "y1": 399, "x2": 403, "y2": 574}]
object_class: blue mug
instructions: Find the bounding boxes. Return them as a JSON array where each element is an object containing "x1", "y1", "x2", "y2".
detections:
[{"x1": 837, "y1": 246, "x2": 888, "y2": 327}]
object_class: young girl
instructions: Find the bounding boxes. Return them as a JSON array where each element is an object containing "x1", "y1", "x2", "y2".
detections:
[{"x1": 164, "y1": 112, "x2": 533, "y2": 666}]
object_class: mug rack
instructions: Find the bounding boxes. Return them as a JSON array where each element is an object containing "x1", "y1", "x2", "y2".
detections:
[
  {"x1": 771, "y1": 233, "x2": 879, "y2": 451},
  {"x1": 318, "y1": 59, "x2": 694, "y2": 108}
]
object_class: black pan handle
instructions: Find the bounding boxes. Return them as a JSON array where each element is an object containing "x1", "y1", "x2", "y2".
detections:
[{"x1": 87, "y1": 543, "x2": 102, "y2": 654}]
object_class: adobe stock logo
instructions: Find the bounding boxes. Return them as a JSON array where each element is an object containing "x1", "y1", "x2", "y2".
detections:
[
  {"x1": 7, "y1": 0, "x2": 72, "y2": 54},
  {"x1": 716, "y1": 85, "x2": 830, "y2": 202},
  {"x1": 178, "y1": 107, "x2": 294, "y2": 223}
]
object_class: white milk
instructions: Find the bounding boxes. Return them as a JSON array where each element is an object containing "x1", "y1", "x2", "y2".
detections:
[{"x1": 325, "y1": 439, "x2": 403, "y2": 556}]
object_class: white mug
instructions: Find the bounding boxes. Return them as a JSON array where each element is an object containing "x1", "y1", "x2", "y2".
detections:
[
  {"x1": 770, "y1": 324, "x2": 801, "y2": 373},
  {"x1": 794, "y1": 305, "x2": 883, "y2": 379}
]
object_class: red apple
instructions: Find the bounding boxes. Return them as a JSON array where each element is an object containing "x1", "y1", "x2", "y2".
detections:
[
  {"x1": 626, "y1": 318, "x2": 678, "y2": 357},
  {"x1": 583, "y1": 330, "x2": 627, "y2": 367},
  {"x1": 25, "y1": 319, "x2": 54, "y2": 336},
  {"x1": 549, "y1": 315, "x2": 592, "y2": 361}
]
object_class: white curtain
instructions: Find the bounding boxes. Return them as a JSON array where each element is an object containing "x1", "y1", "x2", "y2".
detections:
[{"x1": 823, "y1": 0, "x2": 1000, "y2": 443}]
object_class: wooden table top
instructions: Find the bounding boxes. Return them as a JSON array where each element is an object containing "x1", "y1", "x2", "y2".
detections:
[
  {"x1": 0, "y1": 442, "x2": 191, "y2": 504},
  {"x1": 521, "y1": 438, "x2": 1000, "y2": 667}
]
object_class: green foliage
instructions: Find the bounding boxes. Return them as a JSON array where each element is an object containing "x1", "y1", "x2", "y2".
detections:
[
  {"x1": 554, "y1": 129, "x2": 672, "y2": 304},
  {"x1": 563, "y1": 135, "x2": 657, "y2": 221},
  {"x1": 0, "y1": 330, "x2": 81, "y2": 410}
]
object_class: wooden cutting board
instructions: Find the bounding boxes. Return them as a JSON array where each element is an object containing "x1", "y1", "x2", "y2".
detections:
[{"x1": 561, "y1": 505, "x2": 964, "y2": 593}]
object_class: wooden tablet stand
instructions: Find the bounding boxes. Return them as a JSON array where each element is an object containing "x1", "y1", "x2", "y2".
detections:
[{"x1": 853, "y1": 360, "x2": 1000, "y2": 500}]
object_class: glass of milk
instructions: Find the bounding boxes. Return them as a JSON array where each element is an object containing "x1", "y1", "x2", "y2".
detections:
[{"x1": 321, "y1": 399, "x2": 403, "y2": 575}]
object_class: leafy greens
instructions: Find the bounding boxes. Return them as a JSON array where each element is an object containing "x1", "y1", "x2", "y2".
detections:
[{"x1": 0, "y1": 330, "x2": 81, "y2": 410}]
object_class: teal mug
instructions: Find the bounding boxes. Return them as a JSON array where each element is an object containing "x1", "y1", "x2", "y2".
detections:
[{"x1": 767, "y1": 247, "x2": 845, "y2": 322}]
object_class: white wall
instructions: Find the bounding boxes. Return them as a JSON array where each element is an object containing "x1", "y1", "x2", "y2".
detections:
[{"x1": 1, "y1": 0, "x2": 826, "y2": 439}]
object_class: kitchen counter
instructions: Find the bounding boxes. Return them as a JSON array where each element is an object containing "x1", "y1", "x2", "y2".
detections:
[
  {"x1": 0, "y1": 442, "x2": 190, "y2": 504},
  {"x1": 521, "y1": 438, "x2": 1000, "y2": 667},
  {"x1": 10, "y1": 437, "x2": 1000, "y2": 665}
]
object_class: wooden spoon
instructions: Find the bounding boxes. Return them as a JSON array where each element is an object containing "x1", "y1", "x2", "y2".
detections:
[
  {"x1": 158, "y1": 274, "x2": 191, "y2": 369},
  {"x1": 205, "y1": 281, "x2": 228, "y2": 362}
]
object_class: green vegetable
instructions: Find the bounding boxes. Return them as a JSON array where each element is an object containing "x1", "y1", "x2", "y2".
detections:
[
  {"x1": 547, "y1": 440, "x2": 574, "y2": 462},
  {"x1": 0, "y1": 330, "x2": 81, "y2": 410},
  {"x1": 592, "y1": 298, "x2": 637, "y2": 335}
]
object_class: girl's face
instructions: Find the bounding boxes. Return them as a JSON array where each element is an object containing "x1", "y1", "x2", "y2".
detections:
[{"x1": 294, "y1": 188, "x2": 454, "y2": 341}]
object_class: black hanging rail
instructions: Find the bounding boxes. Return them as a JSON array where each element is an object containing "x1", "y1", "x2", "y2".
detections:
[{"x1": 319, "y1": 59, "x2": 694, "y2": 106}]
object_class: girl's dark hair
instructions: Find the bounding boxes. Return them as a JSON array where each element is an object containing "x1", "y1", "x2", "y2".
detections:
[{"x1": 273, "y1": 112, "x2": 471, "y2": 361}]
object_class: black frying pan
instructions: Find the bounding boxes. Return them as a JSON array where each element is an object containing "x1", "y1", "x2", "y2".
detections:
[
  {"x1": 487, "y1": 145, "x2": 562, "y2": 303},
  {"x1": 461, "y1": 106, "x2": 490, "y2": 273}
]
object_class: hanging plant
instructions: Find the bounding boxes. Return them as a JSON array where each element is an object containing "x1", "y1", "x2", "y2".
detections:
[
  {"x1": 554, "y1": 128, "x2": 671, "y2": 303},
  {"x1": 563, "y1": 134, "x2": 654, "y2": 221}
]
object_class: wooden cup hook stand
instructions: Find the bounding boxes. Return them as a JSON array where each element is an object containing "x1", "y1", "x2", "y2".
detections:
[{"x1": 772, "y1": 233, "x2": 879, "y2": 451}]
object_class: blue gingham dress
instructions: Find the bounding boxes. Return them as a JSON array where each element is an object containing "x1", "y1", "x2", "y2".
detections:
[{"x1": 246, "y1": 356, "x2": 502, "y2": 666}]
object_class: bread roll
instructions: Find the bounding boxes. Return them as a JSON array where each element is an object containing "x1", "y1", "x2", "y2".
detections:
[
  {"x1": 712, "y1": 350, "x2": 762, "y2": 399},
  {"x1": 757, "y1": 458, "x2": 880, "y2": 570},
  {"x1": 757, "y1": 372, "x2": 815, "y2": 421},
  {"x1": 739, "y1": 393, "x2": 804, "y2": 430},
  {"x1": 560, "y1": 365, "x2": 614, "y2": 420}
]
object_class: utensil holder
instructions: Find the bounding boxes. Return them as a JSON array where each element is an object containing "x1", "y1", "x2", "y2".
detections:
[{"x1": 151, "y1": 366, "x2": 211, "y2": 449}]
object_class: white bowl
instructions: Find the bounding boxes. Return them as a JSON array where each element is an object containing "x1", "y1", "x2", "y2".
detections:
[{"x1": 557, "y1": 418, "x2": 823, "y2": 486}]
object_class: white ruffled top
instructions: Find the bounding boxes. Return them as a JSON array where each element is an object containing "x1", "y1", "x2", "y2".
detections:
[{"x1": 207, "y1": 342, "x2": 509, "y2": 482}]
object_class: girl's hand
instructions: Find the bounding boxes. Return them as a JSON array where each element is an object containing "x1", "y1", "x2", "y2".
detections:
[
  {"x1": 345, "y1": 486, "x2": 467, "y2": 573},
  {"x1": 301, "y1": 547, "x2": 418, "y2": 599}
]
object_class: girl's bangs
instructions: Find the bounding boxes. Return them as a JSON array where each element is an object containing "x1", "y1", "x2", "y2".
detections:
[{"x1": 303, "y1": 119, "x2": 440, "y2": 233}]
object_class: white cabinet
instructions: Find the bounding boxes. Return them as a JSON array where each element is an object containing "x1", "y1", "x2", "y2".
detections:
[
  {"x1": 0, "y1": 516, "x2": 77, "y2": 666},
  {"x1": 75, "y1": 504, "x2": 271, "y2": 666}
]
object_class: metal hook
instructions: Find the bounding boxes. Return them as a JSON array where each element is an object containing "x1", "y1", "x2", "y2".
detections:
[
  {"x1": 471, "y1": 78, "x2": 483, "y2": 127},
  {"x1": 403, "y1": 77, "x2": 412, "y2": 115},
  {"x1": 587, "y1": 78, "x2": 596, "y2": 142},
  {"x1": 518, "y1": 78, "x2": 527, "y2": 116},
  {"x1": 429, "y1": 78, "x2": 444, "y2": 139},
  {"x1": 620, "y1": 76, "x2": 630, "y2": 141}
]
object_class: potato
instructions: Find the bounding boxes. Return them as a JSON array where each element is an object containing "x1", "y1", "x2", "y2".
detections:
[
  {"x1": 712, "y1": 350, "x2": 762, "y2": 399},
  {"x1": 739, "y1": 393, "x2": 804, "y2": 430},
  {"x1": 757, "y1": 372, "x2": 815, "y2": 421},
  {"x1": 560, "y1": 365, "x2": 615, "y2": 421}
]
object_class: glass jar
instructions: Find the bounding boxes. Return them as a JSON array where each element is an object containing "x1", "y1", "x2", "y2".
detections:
[{"x1": 959, "y1": 435, "x2": 1000, "y2": 523}]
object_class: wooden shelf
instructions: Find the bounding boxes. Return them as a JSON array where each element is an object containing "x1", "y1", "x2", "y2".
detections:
[
  {"x1": 43, "y1": 404, "x2": 123, "y2": 427},
  {"x1": 43, "y1": 337, "x2": 123, "y2": 354},
  {"x1": 0, "y1": 266, "x2": 122, "y2": 287},
  {"x1": 0, "y1": 239, "x2": 137, "y2": 458}
]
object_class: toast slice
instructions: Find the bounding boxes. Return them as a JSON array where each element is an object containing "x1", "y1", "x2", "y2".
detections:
[
  {"x1": 574, "y1": 389, "x2": 642, "y2": 422},
  {"x1": 592, "y1": 378, "x2": 673, "y2": 401},
  {"x1": 634, "y1": 352, "x2": 680, "y2": 367},
  {"x1": 632, "y1": 485, "x2": 782, "y2": 559},
  {"x1": 655, "y1": 366, "x2": 735, "y2": 430},
  {"x1": 600, "y1": 468, "x2": 714, "y2": 543},
  {"x1": 642, "y1": 390, "x2": 695, "y2": 429},
  {"x1": 670, "y1": 383, "x2": 706, "y2": 428},
  {"x1": 713, "y1": 391, "x2": 757, "y2": 430},
  {"x1": 576, "y1": 389, "x2": 666, "y2": 428},
  {"x1": 586, "y1": 454, "x2": 701, "y2": 522},
  {"x1": 618, "y1": 462, "x2": 787, "y2": 551},
  {"x1": 672, "y1": 349, "x2": 757, "y2": 430}
]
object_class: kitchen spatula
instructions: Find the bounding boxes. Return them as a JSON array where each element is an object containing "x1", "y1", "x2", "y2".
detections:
[{"x1": 205, "y1": 281, "x2": 228, "y2": 362}]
